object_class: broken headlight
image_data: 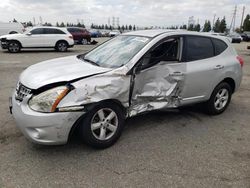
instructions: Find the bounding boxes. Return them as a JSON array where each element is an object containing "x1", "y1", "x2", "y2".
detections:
[{"x1": 29, "y1": 86, "x2": 70, "y2": 113}]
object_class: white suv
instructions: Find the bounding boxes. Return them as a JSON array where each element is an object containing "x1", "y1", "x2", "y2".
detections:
[{"x1": 0, "y1": 26, "x2": 74, "y2": 53}]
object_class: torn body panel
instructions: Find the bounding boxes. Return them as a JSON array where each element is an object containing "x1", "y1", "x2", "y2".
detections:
[
  {"x1": 58, "y1": 61, "x2": 186, "y2": 118},
  {"x1": 129, "y1": 62, "x2": 186, "y2": 116},
  {"x1": 58, "y1": 67, "x2": 131, "y2": 110}
]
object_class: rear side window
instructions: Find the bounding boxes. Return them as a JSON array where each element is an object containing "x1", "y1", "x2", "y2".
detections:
[
  {"x1": 212, "y1": 38, "x2": 228, "y2": 56},
  {"x1": 44, "y1": 28, "x2": 65, "y2": 34},
  {"x1": 184, "y1": 36, "x2": 214, "y2": 62}
]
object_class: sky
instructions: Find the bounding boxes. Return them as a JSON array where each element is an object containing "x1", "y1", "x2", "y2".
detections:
[{"x1": 0, "y1": 0, "x2": 249, "y2": 28}]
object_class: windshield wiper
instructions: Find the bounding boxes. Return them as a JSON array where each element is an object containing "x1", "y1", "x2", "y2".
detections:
[{"x1": 83, "y1": 58, "x2": 100, "y2": 67}]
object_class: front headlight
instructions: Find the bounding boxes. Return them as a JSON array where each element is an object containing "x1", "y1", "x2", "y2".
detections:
[{"x1": 29, "y1": 86, "x2": 70, "y2": 113}]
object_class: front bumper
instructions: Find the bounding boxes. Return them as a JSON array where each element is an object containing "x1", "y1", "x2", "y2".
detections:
[
  {"x1": 0, "y1": 41, "x2": 8, "y2": 49},
  {"x1": 10, "y1": 94, "x2": 84, "y2": 145}
]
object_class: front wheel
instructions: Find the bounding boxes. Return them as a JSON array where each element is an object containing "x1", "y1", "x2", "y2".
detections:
[
  {"x1": 80, "y1": 102, "x2": 125, "y2": 149},
  {"x1": 55, "y1": 41, "x2": 68, "y2": 52},
  {"x1": 8, "y1": 41, "x2": 21, "y2": 53},
  {"x1": 205, "y1": 82, "x2": 232, "y2": 115}
]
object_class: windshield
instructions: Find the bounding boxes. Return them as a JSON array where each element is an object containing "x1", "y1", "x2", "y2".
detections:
[{"x1": 83, "y1": 35, "x2": 150, "y2": 68}]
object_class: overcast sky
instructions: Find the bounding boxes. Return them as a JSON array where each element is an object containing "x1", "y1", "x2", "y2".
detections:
[{"x1": 0, "y1": 0, "x2": 249, "y2": 28}]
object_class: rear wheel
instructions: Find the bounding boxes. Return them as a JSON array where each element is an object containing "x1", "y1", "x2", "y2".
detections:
[
  {"x1": 55, "y1": 41, "x2": 68, "y2": 52},
  {"x1": 8, "y1": 41, "x2": 21, "y2": 53},
  {"x1": 205, "y1": 82, "x2": 232, "y2": 115},
  {"x1": 81, "y1": 38, "x2": 88, "y2": 45},
  {"x1": 80, "y1": 102, "x2": 125, "y2": 149}
]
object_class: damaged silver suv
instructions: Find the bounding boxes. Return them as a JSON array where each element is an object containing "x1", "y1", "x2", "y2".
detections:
[{"x1": 10, "y1": 30, "x2": 243, "y2": 148}]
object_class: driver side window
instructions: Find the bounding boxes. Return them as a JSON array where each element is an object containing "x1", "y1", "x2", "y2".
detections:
[{"x1": 140, "y1": 37, "x2": 181, "y2": 70}]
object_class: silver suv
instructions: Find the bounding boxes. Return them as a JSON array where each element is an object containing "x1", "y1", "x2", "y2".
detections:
[{"x1": 10, "y1": 30, "x2": 243, "y2": 148}]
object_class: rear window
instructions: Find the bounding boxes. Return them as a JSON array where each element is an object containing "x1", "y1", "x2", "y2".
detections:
[
  {"x1": 185, "y1": 36, "x2": 214, "y2": 62},
  {"x1": 212, "y1": 38, "x2": 228, "y2": 56},
  {"x1": 67, "y1": 28, "x2": 80, "y2": 33}
]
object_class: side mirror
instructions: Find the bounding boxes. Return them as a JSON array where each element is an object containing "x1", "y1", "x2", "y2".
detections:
[{"x1": 26, "y1": 32, "x2": 32, "y2": 36}]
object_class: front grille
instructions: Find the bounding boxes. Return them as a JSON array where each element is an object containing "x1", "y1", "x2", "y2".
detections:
[
  {"x1": 15, "y1": 82, "x2": 32, "y2": 101},
  {"x1": 0, "y1": 38, "x2": 7, "y2": 42}
]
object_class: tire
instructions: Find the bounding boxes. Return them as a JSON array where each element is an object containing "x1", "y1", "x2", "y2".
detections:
[
  {"x1": 81, "y1": 38, "x2": 88, "y2": 45},
  {"x1": 205, "y1": 82, "x2": 232, "y2": 115},
  {"x1": 9, "y1": 31, "x2": 18, "y2": 34},
  {"x1": 55, "y1": 41, "x2": 68, "y2": 52},
  {"x1": 80, "y1": 102, "x2": 125, "y2": 149},
  {"x1": 8, "y1": 41, "x2": 21, "y2": 53}
]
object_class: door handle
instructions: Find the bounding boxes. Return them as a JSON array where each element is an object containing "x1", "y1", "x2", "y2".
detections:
[
  {"x1": 214, "y1": 65, "x2": 224, "y2": 70},
  {"x1": 170, "y1": 71, "x2": 184, "y2": 76}
]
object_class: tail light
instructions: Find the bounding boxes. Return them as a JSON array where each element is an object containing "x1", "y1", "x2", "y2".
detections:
[{"x1": 237, "y1": 56, "x2": 244, "y2": 67}]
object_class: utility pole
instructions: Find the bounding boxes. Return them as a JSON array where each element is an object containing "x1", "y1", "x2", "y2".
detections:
[
  {"x1": 240, "y1": 6, "x2": 245, "y2": 32},
  {"x1": 212, "y1": 14, "x2": 216, "y2": 30},
  {"x1": 229, "y1": 5, "x2": 237, "y2": 33}
]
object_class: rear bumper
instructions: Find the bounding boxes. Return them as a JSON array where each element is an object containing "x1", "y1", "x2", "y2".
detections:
[{"x1": 11, "y1": 94, "x2": 84, "y2": 145}]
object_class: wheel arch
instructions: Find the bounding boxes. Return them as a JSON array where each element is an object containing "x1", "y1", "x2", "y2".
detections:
[
  {"x1": 55, "y1": 40, "x2": 69, "y2": 47},
  {"x1": 67, "y1": 99, "x2": 127, "y2": 142},
  {"x1": 8, "y1": 39, "x2": 23, "y2": 48},
  {"x1": 221, "y1": 77, "x2": 236, "y2": 93}
]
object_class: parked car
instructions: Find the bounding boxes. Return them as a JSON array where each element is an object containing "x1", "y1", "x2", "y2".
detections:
[
  {"x1": 10, "y1": 30, "x2": 243, "y2": 148},
  {"x1": 209, "y1": 32, "x2": 232, "y2": 43},
  {"x1": 100, "y1": 30, "x2": 110, "y2": 37},
  {"x1": 0, "y1": 26, "x2": 74, "y2": 53},
  {"x1": 67, "y1": 27, "x2": 91, "y2": 44},
  {"x1": 89, "y1": 29, "x2": 102, "y2": 38},
  {"x1": 109, "y1": 30, "x2": 121, "y2": 37},
  {"x1": 228, "y1": 33, "x2": 242, "y2": 43},
  {"x1": 240, "y1": 32, "x2": 250, "y2": 41},
  {"x1": 0, "y1": 22, "x2": 25, "y2": 36}
]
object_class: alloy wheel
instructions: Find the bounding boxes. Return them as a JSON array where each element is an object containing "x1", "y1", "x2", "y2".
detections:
[
  {"x1": 91, "y1": 108, "x2": 118, "y2": 141},
  {"x1": 58, "y1": 42, "x2": 67, "y2": 51},
  {"x1": 9, "y1": 42, "x2": 19, "y2": 52},
  {"x1": 214, "y1": 88, "x2": 229, "y2": 110}
]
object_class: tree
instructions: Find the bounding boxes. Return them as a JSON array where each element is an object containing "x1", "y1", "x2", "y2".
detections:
[
  {"x1": 13, "y1": 18, "x2": 17, "y2": 22},
  {"x1": 60, "y1": 22, "x2": 65, "y2": 27},
  {"x1": 219, "y1": 17, "x2": 227, "y2": 33},
  {"x1": 56, "y1": 22, "x2": 60, "y2": 27},
  {"x1": 243, "y1": 14, "x2": 250, "y2": 32},
  {"x1": 27, "y1": 21, "x2": 33, "y2": 27},
  {"x1": 125, "y1": 25, "x2": 128, "y2": 30},
  {"x1": 182, "y1": 24, "x2": 187, "y2": 29},
  {"x1": 203, "y1": 20, "x2": 211, "y2": 32},
  {"x1": 188, "y1": 24, "x2": 194, "y2": 31},
  {"x1": 129, "y1": 25, "x2": 132, "y2": 30},
  {"x1": 133, "y1": 25, "x2": 136, "y2": 31},
  {"x1": 121, "y1": 25, "x2": 125, "y2": 31},
  {"x1": 213, "y1": 18, "x2": 221, "y2": 32},
  {"x1": 194, "y1": 24, "x2": 201, "y2": 32}
]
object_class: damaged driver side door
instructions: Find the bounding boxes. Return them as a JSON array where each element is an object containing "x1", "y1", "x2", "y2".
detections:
[{"x1": 129, "y1": 36, "x2": 186, "y2": 116}]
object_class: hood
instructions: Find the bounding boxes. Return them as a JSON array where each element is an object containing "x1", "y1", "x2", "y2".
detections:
[
  {"x1": 20, "y1": 55, "x2": 111, "y2": 89},
  {"x1": 0, "y1": 33, "x2": 22, "y2": 39}
]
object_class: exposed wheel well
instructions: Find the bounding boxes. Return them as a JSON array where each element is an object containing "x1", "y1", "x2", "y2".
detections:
[
  {"x1": 55, "y1": 40, "x2": 69, "y2": 47},
  {"x1": 9, "y1": 31, "x2": 18, "y2": 34},
  {"x1": 221, "y1": 78, "x2": 235, "y2": 93}
]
